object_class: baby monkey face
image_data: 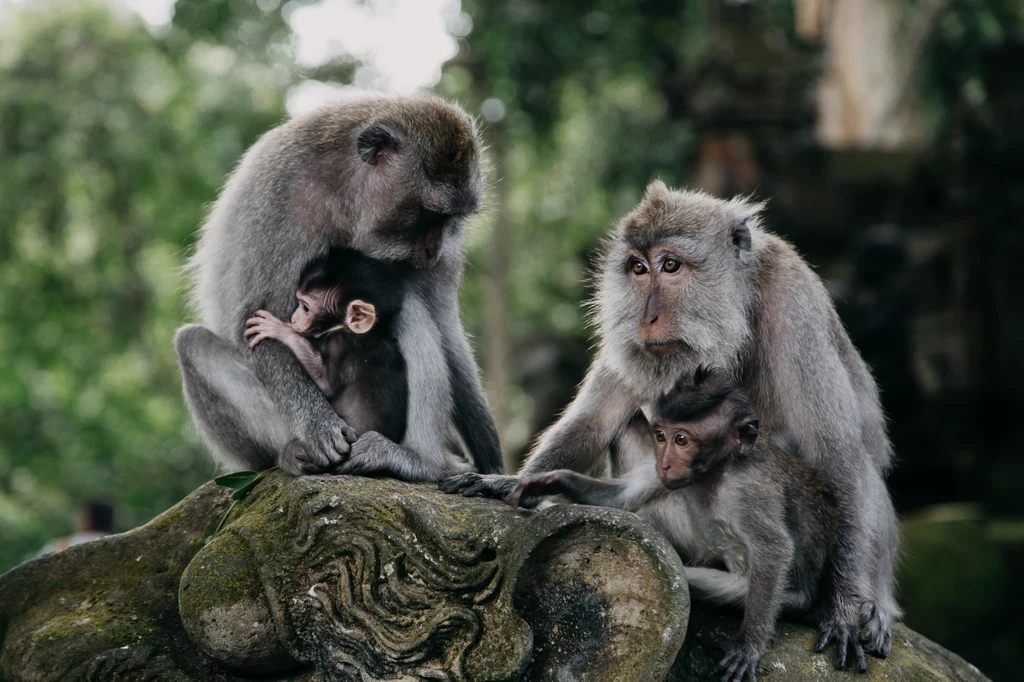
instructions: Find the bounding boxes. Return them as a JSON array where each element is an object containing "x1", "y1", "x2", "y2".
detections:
[
  {"x1": 651, "y1": 420, "x2": 704, "y2": 488},
  {"x1": 291, "y1": 287, "x2": 376, "y2": 338},
  {"x1": 651, "y1": 412, "x2": 757, "y2": 489},
  {"x1": 291, "y1": 290, "x2": 326, "y2": 335}
]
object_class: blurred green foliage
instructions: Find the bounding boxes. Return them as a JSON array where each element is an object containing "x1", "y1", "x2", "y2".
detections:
[{"x1": 0, "y1": 0, "x2": 285, "y2": 566}]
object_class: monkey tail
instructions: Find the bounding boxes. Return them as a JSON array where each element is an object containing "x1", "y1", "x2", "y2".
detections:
[{"x1": 684, "y1": 567, "x2": 810, "y2": 611}]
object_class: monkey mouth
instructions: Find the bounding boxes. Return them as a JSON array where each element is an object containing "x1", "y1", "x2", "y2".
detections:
[
  {"x1": 644, "y1": 340, "x2": 685, "y2": 357},
  {"x1": 659, "y1": 475, "x2": 691, "y2": 490}
]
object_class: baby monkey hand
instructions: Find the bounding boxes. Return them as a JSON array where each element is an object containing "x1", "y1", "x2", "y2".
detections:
[
  {"x1": 505, "y1": 471, "x2": 570, "y2": 508},
  {"x1": 244, "y1": 310, "x2": 293, "y2": 348}
]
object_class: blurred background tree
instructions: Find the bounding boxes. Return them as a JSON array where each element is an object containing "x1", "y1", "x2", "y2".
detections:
[{"x1": 1, "y1": 0, "x2": 1022, "y2": 677}]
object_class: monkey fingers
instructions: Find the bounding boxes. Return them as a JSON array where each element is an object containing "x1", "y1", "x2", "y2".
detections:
[
  {"x1": 244, "y1": 312, "x2": 289, "y2": 348},
  {"x1": 717, "y1": 644, "x2": 759, "y2": 682},
  {"x1": 437, "y1": 473, "x2": 518, "y2": 500},
  {"x1": 505, "y1": 472, "x2": 567, "y2": 508},
  {"x1": 815, "y1": 620, "x2": 868, "y2": 673},
  {"x1": 281, "y1": 422, "x2": 351, "y2": 476},
  {"x1": 859, "y1": 602, "x2": 892, "y2": 658}
]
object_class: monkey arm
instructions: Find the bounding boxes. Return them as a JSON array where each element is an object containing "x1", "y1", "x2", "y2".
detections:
[
  {"x1": 440, "y1": 361, "x2": 639, "y2": 500},
  {"x1": 336, "y1": 431, "x2": 451, "y2": 483},
  {"x1": 443, "y1": 310, "x2": 504, "y2": 474},
  {"x1": 717, "y1": 505, "x2": 794, "y2": 682},
  {"x1": 244, "y1": 311, "x2": 334, "y2": 396},
  {"x1": 439, "y1": 362, "x2": 639, "y2": 500},
  {"x1": 507, "y1": 466, "x2": 665, "y2": 511},
  {"x1": 285, "y1": 338, "x2": 334, "y2": 397},
  {"x1": 245, "y1": 318, "x2": 352, "y2": 474},
  {"x1": 521, "y1": 362, "x2": 641, "y2": 477}
]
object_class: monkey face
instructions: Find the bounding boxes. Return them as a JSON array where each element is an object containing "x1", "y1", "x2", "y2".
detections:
[
  {"x1": 593, "y1": 181, "x2": 762, "y2": 374},
  {"x1": 292, "y1": 290, "x2": 326, "y2": 335},
  {"x1": 292, "y1": 287, "x2": 348, "y2": 337},
  {"x1": 652, "y1": 411, "x2": 758, "y2": 489},
  {"x1": 623, "y1": 245, "x2": 694, "y2": 356},
  {"x1": 334, "y1": 98, "x2": 482, "y2": 269},
  {"x1": 652, "y1": 421, "x2": 701, "y2": 488}
]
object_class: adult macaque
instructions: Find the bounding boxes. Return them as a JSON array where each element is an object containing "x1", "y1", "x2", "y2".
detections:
[
  {"x1": 508, "y1": 367, "x2": 843, "y2": 682},
  {"x1": 175, "y1": 93, "x2": 503, "y2": 478},
  {"x1": 443, "y1": 181, "x2": 899, "y2": 669}
]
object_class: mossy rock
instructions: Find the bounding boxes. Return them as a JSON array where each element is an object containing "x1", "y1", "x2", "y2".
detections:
[
  {"x1": 669, "y1": 609, "x2": 990, "y2": 682},
  {"x1": 0, "y1": 472, "x2": 992, "y2": 681},
  {"x1": 0, "y1": 472, "x2": 686, "y2": 681}
]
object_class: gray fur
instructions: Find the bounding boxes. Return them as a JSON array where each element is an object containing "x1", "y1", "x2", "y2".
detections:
[
  {"x1": 176, "y1": 93, "x2": 503, "y2": 479},
  {"x1": 507, "y1": 421, "x2": 837, "y2": 682},
  {"x1": 441, "y1": 181, "x2": 899, "y2": 668}
]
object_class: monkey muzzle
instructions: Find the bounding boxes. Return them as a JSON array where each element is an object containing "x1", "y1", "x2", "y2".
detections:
[
  {"x1": 644, "y1": 340, "x2": 686, "y2": 358},
  {"x1": 658, "y1": 472, "x2": 692, "y2": 490}
]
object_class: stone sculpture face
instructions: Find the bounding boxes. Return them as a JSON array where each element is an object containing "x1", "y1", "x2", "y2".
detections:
[{"x1": 178, "y1": 474, "x2": 688, "y2": 681}]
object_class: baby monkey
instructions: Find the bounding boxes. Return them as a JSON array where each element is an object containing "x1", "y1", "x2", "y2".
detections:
[
  {"x1": 244, "y1": 247, "x2": 409, "y2": 446},
  {"x1": 509, "y1": 367, "x2": 842, "y2": 682}
]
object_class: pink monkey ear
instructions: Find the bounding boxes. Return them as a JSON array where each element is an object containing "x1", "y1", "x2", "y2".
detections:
[{"x1": 345, "y1": 300, "x2": 377, "y2": 334}]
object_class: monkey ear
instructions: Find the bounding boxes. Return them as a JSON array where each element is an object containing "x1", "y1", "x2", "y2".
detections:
[
  {"x1": 345, "y1": 300, "x2": 377, "y2": 334},
  {"x1": 736, "y1": 416, "x2": 759, "y2": 455},
  {"x1": 731, "y1": 220, "x2": 752, "y2": 257},
  {"x1": 357, "y1": 123, "x2": 400, "y2": 165}
]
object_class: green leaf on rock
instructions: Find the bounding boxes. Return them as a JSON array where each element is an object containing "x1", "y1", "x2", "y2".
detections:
[{"x1": 215, "y1": 471, "x2": 260, "y2": 490}]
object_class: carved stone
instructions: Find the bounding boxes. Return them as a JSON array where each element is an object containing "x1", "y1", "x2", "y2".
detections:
[
  {"x1": 0, "y1": 472, "x2": 687, "y2": 681},
  {"x1": 0, "y1": 472, "x2": 991, "y2": 681}
]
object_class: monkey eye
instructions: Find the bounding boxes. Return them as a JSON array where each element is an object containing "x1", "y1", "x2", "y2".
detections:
[
  {"x1": 631, "y1": 260, "x2": 648, "y2": 276},
  {"x1": 663, "y1": 258, "x2": 680, "y2": 273},
  {"x1": 302, "y1": 303, "x2": 310, "y2": 313},
  {"x1": 654, "y1": 430, "x2": 666, "y2": 443},
  {"x1": 674, "y1": 433, "x2": 690, "y2": 446}
]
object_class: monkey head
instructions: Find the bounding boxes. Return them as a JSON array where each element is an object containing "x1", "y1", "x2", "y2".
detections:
[
  {"x1": 293, "y1": 247, "x2": 403, "y2": 337},
  {"x1": 291, "y1": 290, "x2": 376, "y2": 339},
  {"x1": 592, "y1": 181, "x2": 765, "y2": 384},
  {"x1": 650, "y1": 366, "x2": 759, "y2": 488},
  {"x1": 293, "y1": 94, "x2": 484, "y2": 269}
]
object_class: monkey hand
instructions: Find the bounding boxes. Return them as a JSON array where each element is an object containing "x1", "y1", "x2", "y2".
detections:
[
  {"x1": 244, "y1": 310, "x2": 292, "y2": 348},
  {"x1": 438, "y1": 472, "x2": 519, "y2": 500},
  {"x1": 279, "y1": 414, "x2": 352, "y2": 475},
  {"x1": 815, "y1": 601, "x2": 868, "y2": 673},
  {"x1": 505, "y1": 471, "x2": 569, "y2": 508},
  {"x1": 859, "y1": 601, "x2": 893, "y2": 659},
  {"x1": 717, "y1": 639, "x2": 762, "y2": 682}
]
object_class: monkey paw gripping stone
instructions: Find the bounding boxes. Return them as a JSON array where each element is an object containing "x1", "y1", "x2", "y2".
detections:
[{"x1": 0, "y1": 471, "x2": 991, "y2": 682}]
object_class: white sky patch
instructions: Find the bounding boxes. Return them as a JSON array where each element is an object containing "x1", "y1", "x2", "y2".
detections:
[
  {"x1": 289, "y1": 0, "x2": 462, "y2": 94},
  {"x1": 123, "y1": 0, "x2": 174, "y2": 27},
  {"x1": 36, "y1": 0, "x2": 463, "y2": 116}
]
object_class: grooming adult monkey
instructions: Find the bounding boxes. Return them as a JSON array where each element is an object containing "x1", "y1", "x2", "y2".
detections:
[
  {"x1": 175, "y1": 93, "x2": 503, "y2": 478},
  {"x1": 443, "y1": 181, "x2": 900, "y2": 670},
  {"x1": 508, "y1": 367, "x2": 842, "y2": 682}
]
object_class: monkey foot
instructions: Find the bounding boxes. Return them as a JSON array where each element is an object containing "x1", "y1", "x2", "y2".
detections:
[
  {"x1": 859, "y1": 602, "x2": 893, "y2": 658},
  {"x1": 717, "y1": 642, "x2": 761, "y2": 682},
  {"x1": 815, "y1": 613, "x2": 868, "y2": 673}
]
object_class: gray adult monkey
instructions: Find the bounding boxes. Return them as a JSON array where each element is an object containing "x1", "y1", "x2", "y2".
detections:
[
  {"x1": 442, "y1": 181, "x2": 899, "y2": 670},
  {"x1": 175, "y1": 93, "x2": 503, "y2": 479}
]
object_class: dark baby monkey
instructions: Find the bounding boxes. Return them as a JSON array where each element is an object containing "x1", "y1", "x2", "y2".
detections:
[
  {"x1": 509, "y1": 367, "x2": 841, "y2": 682},
  {"x1": 244, "y1": 247, "x2": 409, "y2": 447}
]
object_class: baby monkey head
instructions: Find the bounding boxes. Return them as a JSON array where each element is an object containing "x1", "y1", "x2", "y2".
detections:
[
  {"x1": 651, "y1": 365, "x2": 759, "y2": 488},
  {"x1": 292, "y1": 247, "x2": 403, "y2": 338}
]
